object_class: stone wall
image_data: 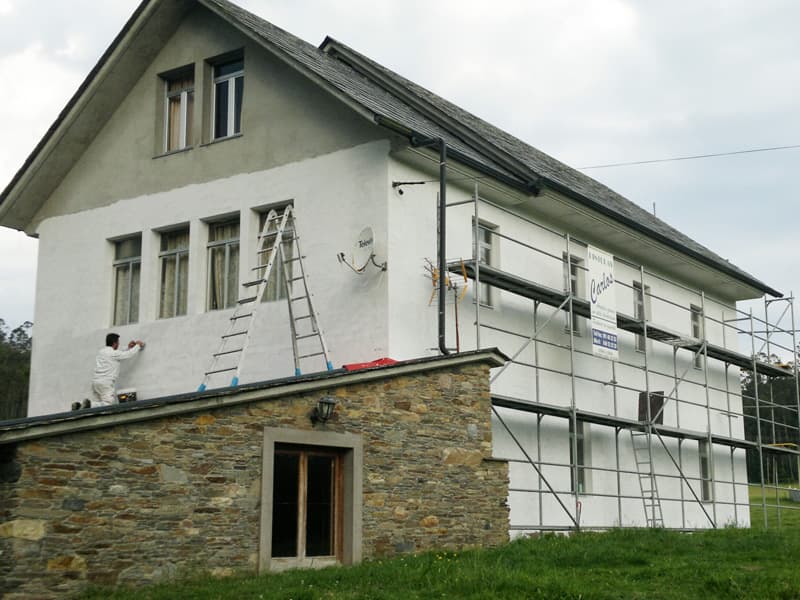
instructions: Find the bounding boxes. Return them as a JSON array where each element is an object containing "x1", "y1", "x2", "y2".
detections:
[{"x1": 0, "y1": 356, "x2": 509, "y2": 598}]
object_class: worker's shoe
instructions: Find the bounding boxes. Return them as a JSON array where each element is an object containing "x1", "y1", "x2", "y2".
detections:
[
  {"x1": 71, "y1": 401, "x2": 81, "y2": 411},
  {"x1": 81, "y1": 399, "x2": 91, "y2": 409}
]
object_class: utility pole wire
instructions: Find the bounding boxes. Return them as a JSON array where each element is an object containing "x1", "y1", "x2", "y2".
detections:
[{"x1": 579, "y1": 144, "x2": 800, "y2": 170}]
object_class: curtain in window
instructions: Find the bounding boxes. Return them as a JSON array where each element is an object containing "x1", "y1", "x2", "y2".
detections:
[
  {"x1": 167, "y1": 95, "x2": 182, "y2": 151},
  {"x1": 208, "y1": 222, "x2": 239, "y2": 310},
  {"x1": 160, "y1": 230, "x2": 189, "y2": 318},
  {"x1": 114, "y1": 266, "x2": 130, "y2": 326}
]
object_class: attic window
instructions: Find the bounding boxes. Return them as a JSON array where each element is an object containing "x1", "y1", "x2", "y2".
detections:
[
  {"x1": 212, "y1": 57, "x2": 244, "y2": 140},
  {"x1": 162, "y1": 66, "x2": 194, "y2": 152}
]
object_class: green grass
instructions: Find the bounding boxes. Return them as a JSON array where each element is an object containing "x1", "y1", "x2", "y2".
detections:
[
  {"x1": 749, "y1": 483, "x2": 800, "y2": 529},
  {"x1": 81, "y1": 527, "x2": 800, "y2": 600}
]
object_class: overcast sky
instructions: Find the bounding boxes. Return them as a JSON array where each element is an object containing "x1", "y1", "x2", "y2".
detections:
[{"x1": 1, "y1": 1, "x2": 799, "y2": 350}]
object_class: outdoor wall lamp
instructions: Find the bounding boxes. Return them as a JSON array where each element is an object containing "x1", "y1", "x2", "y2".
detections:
[{"x1": 311, "y1": 396, "x2": 337, "y2": 425}]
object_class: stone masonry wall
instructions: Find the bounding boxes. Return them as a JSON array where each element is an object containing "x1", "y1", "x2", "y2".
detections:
[{"x1": 0, "y1": 361, "x2": 509, "y2": 598}]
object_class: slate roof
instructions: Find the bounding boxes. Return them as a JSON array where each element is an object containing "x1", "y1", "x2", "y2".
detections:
[
  {"x1": 203, "y1": 0, "x2": 780, "y2": 297},
  {"x1": 0, "y1": 0, "x2": 781, "y2": 297}
]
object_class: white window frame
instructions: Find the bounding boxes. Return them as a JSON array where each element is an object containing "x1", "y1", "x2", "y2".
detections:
[
  {"x1": 162, "y1": 67, "x2": 194, "y2": 152},
  {"x1": 212, "y1": 58, "x2": 244, "y2": 140},
  {"x1": 258, "y1": 205, "x2": 294, "y2": 303},
  {"x1": 112, "y1": 236, "x2": 142, "y2": 326},
  {"x1": 564, "y1": 253, "x2": 584, "y2": 335},
  {"x1": 206, "y1": 219, "x2": 240, "y2": 311},
  {"x1": 699, "y1": 440, "x2": 713, "y2": 502},
  {"x1": 633, "y1": 281, "x2": 651, "y2": 353},
  {"x1": 569, "y1": 419, "x2": 590, "y2": 494},
  {"x1": 473, "y1": 218, "x2": 496, "y2": 307},
  {"x1": 691, "y1": 304, "x2": 704, "y2": 369},
  {"x1": 158, "y1": 228, "x2": 189, "y2": 319}
]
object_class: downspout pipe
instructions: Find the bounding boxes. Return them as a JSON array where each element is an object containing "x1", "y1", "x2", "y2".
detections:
[
  {"x1": 438, "y1": 140, "x2": 449, "y2": 355},
  {"x1": 410, "y1": 135, "x2": 450, "y2": 355}
]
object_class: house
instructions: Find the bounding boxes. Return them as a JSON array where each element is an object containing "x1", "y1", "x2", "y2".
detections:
[{"x1": 1, "y1": 0, "x2": 798, "y2": 583}]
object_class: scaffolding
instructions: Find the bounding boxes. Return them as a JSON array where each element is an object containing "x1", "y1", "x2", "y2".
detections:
[{"x1": 440, "y1": 180, "x2": 800, "y2": 532}]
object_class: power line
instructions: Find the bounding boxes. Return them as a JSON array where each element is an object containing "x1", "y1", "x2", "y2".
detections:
[{"x1": 579, "y1": 144, "x2": 800, "y2": 170}]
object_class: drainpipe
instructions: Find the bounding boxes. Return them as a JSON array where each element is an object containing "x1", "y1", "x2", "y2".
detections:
[
  {"x1": 409, "y1": 135, "x2": 450, "y2": 355},
  {"x1": 438, "y1": 140, "x2": 449, "y2": 355}
]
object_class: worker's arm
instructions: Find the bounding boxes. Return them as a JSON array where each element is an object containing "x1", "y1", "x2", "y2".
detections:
[{"x1": 116, "y1": 341, "x2": 144, "y2": 360}]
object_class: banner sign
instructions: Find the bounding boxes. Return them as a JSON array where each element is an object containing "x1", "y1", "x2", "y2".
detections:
[{"x1": 587, "y1": 245, "x2": 618, "y2": 360}]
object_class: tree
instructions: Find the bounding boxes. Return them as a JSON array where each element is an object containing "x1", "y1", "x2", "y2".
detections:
[
  {"x1": 0, "y1": 319, "x2": 32, "y2": 420},
  {"x1": 741, "y1": 352, "x2": 800, "y2": 484}
]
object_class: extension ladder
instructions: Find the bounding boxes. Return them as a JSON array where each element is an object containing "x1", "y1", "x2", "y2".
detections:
[
  {"x1": 630, "y1": 429, "x2": 664, "y2": 528},
  {"x1": 198, "y1": 206, "x2": 333, "y2": 392}
]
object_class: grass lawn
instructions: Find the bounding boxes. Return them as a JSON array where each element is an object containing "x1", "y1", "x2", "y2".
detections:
[
  {"x1": 749, "y1": 483, "x2": 800, "y2": 529},
  {"x1": 81, "y1": 526, "x2": 800, "y2": 600}
]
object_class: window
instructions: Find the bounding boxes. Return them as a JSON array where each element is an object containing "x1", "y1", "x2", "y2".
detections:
[
  {"x1": 473, "y1": 219, "x2": 495, "y2": 306},
  {"x1": 112, "y1": 236, "x2": 141, "y2": 326},
  {"x1": 633, "y1": 282, "x2": 651, "y2": 352},
  {"x1": 260, "y1": 428, "x2": 362, "y2": 573},
  {"x1": 569, "y1": 420, "x2": 589, "y2": 493},
  {"x1": 564, "y1": 254, "x2": 584, "y2": 334},
  {"x1": 163, "y1": 67, "x2": 194, "y2": 152},
  {"x1": 212, "y1": 58, "x2": 243, "y2": 140},
  {"x1": 257, "y1": 207, "x2": 294, "y2": 302},
  {"x1": 691, "y1": 304, "x2": 704, "y2": 368},
  {"x1": 272, "y1": 447, "x2": 342, "y2": 564},
  {"x1": 159, "y1": 228, "x2": 189, "y2": 318},
  {"x1": 207, "y1": 219, "x2": 240, "y2": 310},
  {"x1": 638, "y1": 391, "x2": 665, "y2": 425},
  {"x1": 699, "y1": 440, "x2": 712, "y2": 502}
]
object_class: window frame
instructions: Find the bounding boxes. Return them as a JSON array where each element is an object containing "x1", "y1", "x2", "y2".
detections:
[
  {"x1": 112, "y1": 235, "x2": 142, "y2": 326},
  {"x1": 158, "y1": 227, "x2": 190, "y2": 319},
  {"x1": 472, "y1": 218, "x2": 497, "y2": 307},
  {"x1": 271, "y1": 446, "x2": 343, "y2": 564},
  {"x1": 569, "y1": 419, "x2": 590, "y2": 494},
  {"x1": 206, "y1": 218, "x2": 240, "y2": 311},
  {"x1": 633, "y1": 281, "x2": 651, "y2": 353},
  {"x1": 257, "y1": 205, "x2": 294, "y2": 303},
  {"x1": 563, "y1": 253, "x2": 584, "y2": 335},
  {"x1": 690, "y1": 304, "x2": 704, "y2": 369},
  {"x1": 162, "y1": 65, "x2": 195, "y2": 153},
  {"x1": 260, "y1": 428, "x2": 362, "y2": 573},
  {"x1": 699, "y1": 439, "x2": 713, "y2": 502},
  {"x1": 211, "y1": 57, "x2": 244, "y2": 141}
]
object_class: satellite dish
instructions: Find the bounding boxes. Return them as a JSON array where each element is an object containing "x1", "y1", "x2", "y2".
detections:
[{"x1": 352, "y1": 227, "x2": 374, "y2": 270}]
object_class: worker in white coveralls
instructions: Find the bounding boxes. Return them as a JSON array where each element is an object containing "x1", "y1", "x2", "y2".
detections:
[{"x1": 90, "y1": 333, "x2": 146, "y2": 407}]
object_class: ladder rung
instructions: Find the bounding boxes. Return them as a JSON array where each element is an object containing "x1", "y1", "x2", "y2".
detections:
[
  {"x1": 214, "y1": 349, "x2": 243, "y2": 357},
  {"x1": 243, "y1": 280, "x2": 265, "y2": 287},
  {"x1": 296, "y1": 333, "x2": 320, "y2": 341},
  {"x1": 231, "y1": 313, "x2": 253, "y2": 320},
  {"x1": 238, "y1": 296, "x2": 257, "y2": 304},
  {"x1": 294, "y1": 315, "x2": 313, "y2": 321},
  {"x1": 205, "y1": 367, "x2": 237, "y2": 375},
  {"x1": 288, "y1": 276, "x2": 304, "y2": 283},
  {"x1": 290, "y1": 296, "x2": 308, "y2": 302},
  {"x1": 298, "y1": 352, "x2": 325, "y2": 359},
  {"x1": 284, "y1": 257, "x2": 302, "y2": 264},
  {"x1": 222, "y1": 331, "x2": 247, "y2": 339}
]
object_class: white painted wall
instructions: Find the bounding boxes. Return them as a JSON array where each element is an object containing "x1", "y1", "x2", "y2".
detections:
[{"x1": 29, "y1": 140, "x2": 392, "y2": 415}]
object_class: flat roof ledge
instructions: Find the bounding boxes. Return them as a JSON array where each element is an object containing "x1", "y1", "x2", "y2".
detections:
[{"x1": 0, "y1": 348, "x2": 507, "y2": 445}]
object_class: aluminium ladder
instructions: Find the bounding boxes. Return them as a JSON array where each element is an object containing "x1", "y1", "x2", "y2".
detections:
[
  {"x1": 198, "y1": 206, "x2": 333, "y2": 392},
  {"x1": 630, "y1": 428, "x2": 664, "y2": 527}
]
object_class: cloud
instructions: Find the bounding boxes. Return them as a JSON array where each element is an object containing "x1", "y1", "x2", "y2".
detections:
[{"x1": 0, "y1": 44, "x2": 84, "y2": 185}]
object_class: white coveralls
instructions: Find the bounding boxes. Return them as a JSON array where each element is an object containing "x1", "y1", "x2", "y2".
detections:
[{"x1": 91, "y1": 344, "x2": 141, "y2": 406}]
